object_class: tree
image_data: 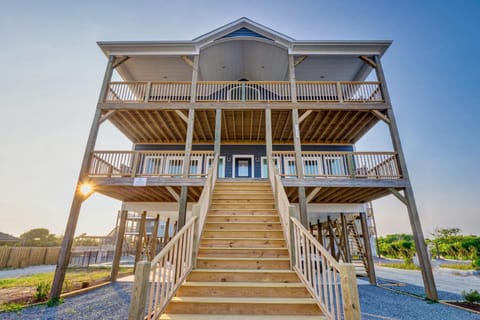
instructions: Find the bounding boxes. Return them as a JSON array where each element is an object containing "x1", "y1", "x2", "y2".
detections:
[
  {"x1": 430, "y1": 227, "x2": 462, "y2": 259},
  {"x1": 20, "y1": 228, "x2": 62, "y2": 247}
]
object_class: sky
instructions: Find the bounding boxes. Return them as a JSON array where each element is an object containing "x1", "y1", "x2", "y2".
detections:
[{"x1": 0, "y1": 0, "x2": 479, "y2": 238}]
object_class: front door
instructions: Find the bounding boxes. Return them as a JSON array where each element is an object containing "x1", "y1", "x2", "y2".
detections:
[{"x1": 234, "y1": 157, "x2": 253, "y2": 178}]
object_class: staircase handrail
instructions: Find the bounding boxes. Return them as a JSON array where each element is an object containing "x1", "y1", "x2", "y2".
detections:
[
  {"x1": 267, "y1": 157, "x2": 293, "y2": 258},
  {"x1": 191, "y1": 155, "x2": 219, "y2": 266},
  {"x1": 128, "y1": 156, "x2": 219, "y2": 320},
  {"x1": 291, "y1": 217, "x2": 361, "y2": 320}
]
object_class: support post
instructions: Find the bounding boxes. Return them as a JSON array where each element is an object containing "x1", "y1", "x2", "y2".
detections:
[
  {"x1": 374, "y1": 55, "x2": 437, "y2": 300},
  {"x1": 288, "y1": 205, "x2": 299, "y2": 266},
  {"x1": 150, "y1": 214, "x2": 160, "y2": 260},
  {"x1": 111, "y1": 210, "x2": 128, "y2": 281},
  {"x1": 50, "y1": 55, "x2": 117, "y2": 299},
  {"x1": 178, "y1": 55, "x2": 199, "y2": 229},
  {"x1": 214, "y1": 108, "x2": 222, "y2": 157},
  {"x1": 340, "y1": 213, "x2": 352, "y2": 263},
  {"x1": 327, "y1": 216, "x2": 336, "y2": 257},
  {"x1": 339, "y1": 263, "x2": 361, "y2": 320},
  {"x1": 360, "y1": 212, "x2": 376, "y2": 284},
  {"x1": 163, "y1": 218, "x2": 171, "y2": 246},
  {"x1": 134, "y1": 211, "x2": 147, "y2": 270},
  {"x1": 288, "y1": 54, "x2": 307, "y2": 226},
  {"x1": 128, "y1": 261, "x2": 151, "y2": 320},
  {"x1": 265, "y1": 108, "x2": 273, "y2": 166}
]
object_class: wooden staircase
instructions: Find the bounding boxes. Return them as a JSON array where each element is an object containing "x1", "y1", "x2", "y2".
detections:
[
  {"x1": 161, "y1": 181, "x2": 323, "y2": 319},
  {"x1": 347, "y1": 219, "x2": 368, "y2": 277}
]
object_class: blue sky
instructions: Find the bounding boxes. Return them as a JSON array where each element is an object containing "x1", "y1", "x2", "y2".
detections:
[{"x1": 0, "y1": 0, "x2": 479, "y2": 237}]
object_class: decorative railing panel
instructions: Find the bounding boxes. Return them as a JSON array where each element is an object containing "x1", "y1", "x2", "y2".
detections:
[
  {"x1": 296, "y1": 82, "x2": 338, "y2": 102},
  {"x1": 88, "y1": 151, "x2": 214, "y2": 178},
  {"x1": 104, "y1": 81, "x2": 383, "y2": 103},
  {"x1": 106, "y1": 82, "x2": 147, "y2": 102},
  {"x1": 149, "y1": 82, "x2": 191, "y2": 102},
  {"x1": 271, "y1": 151, "x2": 400, "y2": 179}
]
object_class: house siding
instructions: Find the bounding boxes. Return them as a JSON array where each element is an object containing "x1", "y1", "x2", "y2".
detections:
[{"x1": 135, "y1": 144, "x2": 353, "y2": 178}]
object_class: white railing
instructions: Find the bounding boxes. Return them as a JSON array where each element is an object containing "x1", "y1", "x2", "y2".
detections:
[
  {"x1": 128, "y1": 157, "x2": 218, "y2": 320},
  {"x1": 149, "y1": 82, "x2": 191, "y2": 102},
  {"x1": 145, "y1": 216, "x2": 196, "y2": 319},
  {"x1": 267, "y1": 158, "x2": 361, "y2": 320},
  {"x1": 191, "y1": 156, "x2": 219, "y2": 264},
  {"x1": 104, "y1": 81, "x2": 383, "y2": 103},
  {"x1": 291, "y1": 217, "x2": 360, "y2": 320},
  {"x1": 106, "y1": 82, "x2": 147, "y2": 102},
  {"x1": 88, "y1": 151, "x2": 214, "y2": 178},
  {"x1": 296, "y1": 82, "x2": 338, "y2": 102},
  {"x1": 271, "y1": 151, "x2": 400, "y2": 179},
  {"x1": 341, "y1": 81, "x2": 383, "y2": 102},
  {"x1": 268, "y1": 157, "x2": 293, "y2": 259}
]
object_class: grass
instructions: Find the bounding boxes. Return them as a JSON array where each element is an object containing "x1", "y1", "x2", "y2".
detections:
[
  {"x1": 378, "y1": 262, "x2": 420, "y2": 270},
  {"x1": 0, "y1": 302, "x2": 24, "y2": 312},
  {"x1": 0, "y1": 266, "x2": 133, "y2": 291},
  {"x1": 440, "y1": 264, "x2": 475, "y2": 271}
]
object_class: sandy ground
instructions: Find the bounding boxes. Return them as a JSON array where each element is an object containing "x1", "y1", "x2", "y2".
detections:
[{"x1": 375, "y1": 265, "x2": 480, "y2": 297}]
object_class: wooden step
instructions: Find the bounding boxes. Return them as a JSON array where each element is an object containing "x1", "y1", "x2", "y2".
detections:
[
  {"x1": 160, "y1": 315, "x2": 324, "y2": 320},
  {"x1": 215, "y1": 187, "x2": 272, "y2": 192},
  {"x1": 211, "y1": 198, "x2": 275, "y2": 204},
  {"x1": 206, "y1": 215, "x2": 280, "y2": 223},
  {"x1": 200, "y1": 238, "x2": 286, "y2": 248},
  {"x1": 211, "y1": 203, "x2": 275, "y2": 210},
  {"x1": 198, "y1": 247, "x2": 289, "y2": 258},
  {"x1": 188, "y1": 269, "x2": 300, "y2": 283},
  {"x1": 164, "y1": 297, "x2": 322, "y2": 315},
  {"x1": 208, "y1": 209, "x2": 278, "y2": 216},
  {"x1": 176, "y1": 281, "x2": 310, "y2": 298},
  {"x1": 213, "y1": 193, "x2": 274, "y2": 199},
  {"x1": 202, "y1": 230, "x2": 284, "y2": 239},
  {"x1": 204, "y1": 222, "x2": 282, "y2": 231},
  {"x1": 196, "y1": 257, "x2": 290, "y2": 270}
]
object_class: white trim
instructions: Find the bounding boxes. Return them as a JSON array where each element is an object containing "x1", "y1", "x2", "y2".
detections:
[
  {"x1": 260, "y1": 156, "x2": 280, "y2": 178},
  {"x1": 232, "y1": 155, "x2": 255, "y2": 178},
  {"x1": 205, "y1": 156, "x2": 226, "y2": 178},
  {"x1": 165, "y1": 155, "x2": 203, "y2": 176},
  {"x1": 142, "y1": 155, "x2": 164, "y2": 175}
]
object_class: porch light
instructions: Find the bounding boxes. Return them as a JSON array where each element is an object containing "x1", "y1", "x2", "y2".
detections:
[{"x1": 79, "y1": 183, "x2": 93, "y2": 196}]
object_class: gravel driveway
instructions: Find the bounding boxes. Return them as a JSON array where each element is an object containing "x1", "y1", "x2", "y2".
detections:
[{"x1": 1, "y1": 268, "x2": 479, "y2": 319}]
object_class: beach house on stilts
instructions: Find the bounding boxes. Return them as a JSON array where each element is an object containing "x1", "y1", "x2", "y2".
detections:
[{"x1": 50, "y1": 17, "x2": 437, "y2": 319}]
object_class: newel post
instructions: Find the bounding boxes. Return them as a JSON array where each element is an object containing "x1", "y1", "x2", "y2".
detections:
[
  {"x1": 339, "y1": 263, "x2": 361, "y2": 320},
  {"x1": 128, "y1": 261, "x2": 151, "y2": 320}
]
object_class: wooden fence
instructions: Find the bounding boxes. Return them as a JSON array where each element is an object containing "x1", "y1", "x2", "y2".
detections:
[{"x1": 0, "y1": 247, "x2": 60, "y2": 268}]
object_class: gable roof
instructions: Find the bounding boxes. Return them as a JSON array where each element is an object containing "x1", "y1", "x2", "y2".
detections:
[
  {"x1": 0, "y1": 232, "x2": 19, "y2": 242},
  {"x1": 192, "y1": 17, "x2": 294, "y2": 48}
]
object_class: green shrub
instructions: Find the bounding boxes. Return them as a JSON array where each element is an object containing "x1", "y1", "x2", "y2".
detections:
[
  {"x1": 472, "y1": 258, "x2": 480, "y2": 270},
  {"x1": 34, "y1": 282, "x2": 50, "y2": 301},
  {"x1": 463, "y1": 289, "x2": 480, "y2": 303},
  {"x1": 47, "y1": 297, "x2": 64, "y2": 307}
]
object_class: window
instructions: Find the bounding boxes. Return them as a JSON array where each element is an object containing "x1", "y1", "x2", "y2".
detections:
[
  {"x1": 284, "y1": 157, "x2": 296, "y2": 178},
  {"x1": 142, "y1": 156, "x2": 163, "y2": 175},
  {"x1": 205, "y1": 156, "x2": 225, "y2": 178},
  {"x1": 261, "y1": 156, "x2": 280, "y2": 178},
  {"x1": 324, "y1": 156, "x2": 347, "y2": 176},
  {"x1": 303, "y1": 159, "x2": 320, "y2": 176},
  {"x1": 165, "y1": 156, "x2": 203, "y2": 177}
]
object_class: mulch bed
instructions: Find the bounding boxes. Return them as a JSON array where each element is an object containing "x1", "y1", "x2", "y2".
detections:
[{"x1": 444, "y1": 301, "x2": 480, "y2": 313}]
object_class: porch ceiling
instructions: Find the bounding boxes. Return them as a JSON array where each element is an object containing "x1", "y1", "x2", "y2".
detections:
[
  {"x1": 285, "y1": 186, "x2": 396, "y2": 203},
  {"x1": 94, "y1": 185, "x2": 203, "y2": 202},
  {"x1": 107, "y1": 109, "x2": 379, "y2": 144}
]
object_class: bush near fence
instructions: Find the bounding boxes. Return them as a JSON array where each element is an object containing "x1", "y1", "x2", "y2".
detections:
[{"x1": 0, "y1": 247, "x2": 60, "y2": 268}]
